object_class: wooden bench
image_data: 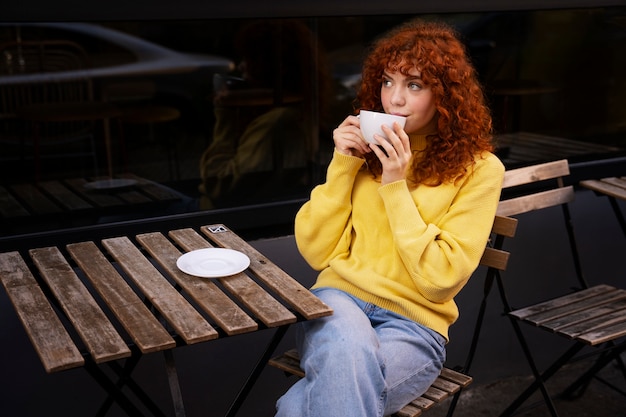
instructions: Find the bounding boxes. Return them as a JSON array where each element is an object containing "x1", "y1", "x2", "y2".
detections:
[{"x1": 268, "y1": 215, "x2": 518, "y2": 417}]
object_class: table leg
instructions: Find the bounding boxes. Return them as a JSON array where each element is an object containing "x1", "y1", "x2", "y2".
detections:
[
  {"x1": 83, "y1": 354, "x2": 169, "y2": 417},
  {"x1": 225, "y1": 325, "x2": 290, "y2": 417},
  {"x1": 607, "y1": 196, "x2": 626, "y2": 239},
  {"x1": 83, "y1": 359, "x2": 150, "y2": 417},
  {"x1": 164, "y1": 349, "x2": 186, "y2": 417}
]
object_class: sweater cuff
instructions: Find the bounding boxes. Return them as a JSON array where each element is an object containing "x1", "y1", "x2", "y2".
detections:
[{"x1": 328, "y1": 149, "x2": 365, "y2": 176}]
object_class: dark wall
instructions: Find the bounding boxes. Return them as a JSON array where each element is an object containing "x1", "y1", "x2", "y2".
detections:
[{"x1": 5, "y1": 0, "x2": 626, "y2": 21}]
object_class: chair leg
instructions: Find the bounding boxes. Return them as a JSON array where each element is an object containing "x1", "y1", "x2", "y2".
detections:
[
  {"x1": 446, "y1": 269, "x2": 498, "y2": 417},
  {"x1": 607, "y1": 196, "x2": 626, "y2": 240},
  {"x1": 495, "y1": 271, "x2": 568, "y2": 417},
  {"x1": 560, "y1": 340, "x2": 626, "y2": 400},
  {"x1": 498, "y1": 335, "x2": 584, "y2": 417}
]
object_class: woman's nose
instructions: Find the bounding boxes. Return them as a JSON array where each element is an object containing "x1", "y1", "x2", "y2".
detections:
[{"x1": 389, "y1": 87, "x2": 405, "y2": 106}]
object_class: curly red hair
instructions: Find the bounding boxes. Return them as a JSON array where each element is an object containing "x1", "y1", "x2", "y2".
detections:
[{"x1": 357, "y1": 20, "x2": 494, "y2": 185}]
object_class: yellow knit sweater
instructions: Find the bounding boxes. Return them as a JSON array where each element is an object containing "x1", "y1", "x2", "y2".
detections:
[{"x1": 294, "y1": 134, "x2": 505, "y2": 341}]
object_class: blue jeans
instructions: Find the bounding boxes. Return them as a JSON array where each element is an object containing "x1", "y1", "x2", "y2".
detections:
[{"x1": 275, "y1": 288, "x2": 447, "y2": 417}]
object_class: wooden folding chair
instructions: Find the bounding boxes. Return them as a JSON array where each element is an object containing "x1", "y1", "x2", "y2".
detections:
[
  {"x1": 268, "y1": 214, "x2": 518, "y2": 417},
  {"x1": 448, "y1": 159, "x2": 626, "y2": 417}
]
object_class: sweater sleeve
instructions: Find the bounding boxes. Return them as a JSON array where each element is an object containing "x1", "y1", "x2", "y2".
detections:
[
  {"x1": 378, "y1": 153, "x2": 505, "y2": 303},
  {"x1": 294, "y1": 150, "x2": 365, "y2": 270}
]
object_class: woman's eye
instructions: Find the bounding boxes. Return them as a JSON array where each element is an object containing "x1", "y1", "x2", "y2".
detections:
[
  {"x1": 382, "y1": 79, "x2": 392, "y2": 87},
  {"x1": 408, "y1": 82, "x2": 422, "y2": 90}
]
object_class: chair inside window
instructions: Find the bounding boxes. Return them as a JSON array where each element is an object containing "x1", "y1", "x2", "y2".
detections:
[
  {"x1": 266, "y1": 214, "x2": 518, "y2": 417},
  {"x1": 447, "y1": 159, "x2": 626, "y2": 417},
  {"x1": 0, "y1": 39, "x2": 102, "y2": 180}
]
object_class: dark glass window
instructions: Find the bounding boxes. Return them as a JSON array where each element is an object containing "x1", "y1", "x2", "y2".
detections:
[{"x1": 1, "y1": 7, "x2": 624, "y2": 237}]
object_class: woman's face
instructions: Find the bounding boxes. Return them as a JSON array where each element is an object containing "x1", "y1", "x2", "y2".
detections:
[{"x1": 380, "y1": 68, "x2": 437, "y2": 135}]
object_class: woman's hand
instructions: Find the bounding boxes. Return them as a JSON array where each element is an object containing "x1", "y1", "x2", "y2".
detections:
[
  {"x1": 370, "y1": 122, "x2": 412, "y2": 185},
  {"x1": 333, "y1": 115, "x2": 371, "y2": 157}
]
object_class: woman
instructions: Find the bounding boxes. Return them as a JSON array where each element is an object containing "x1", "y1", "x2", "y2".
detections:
[{"x1": 275, "y1": 20, "x2": 505, "y2": 417}]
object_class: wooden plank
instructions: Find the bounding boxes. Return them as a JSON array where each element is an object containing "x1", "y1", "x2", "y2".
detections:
[
  {"x1": 557, "y1": 306, "x2": 626, "y2": 344},
  {"x1": 576, "y1": 319, "x2": 626, "y2": 346},
  {"x1": 102, "y1": 236, "x2": 218, "y2": 344},
  {"x1": 420, "y1": 385, "x2": 449, "y2": 402},
  {"x1": 497, "y1": 186, "x2": 575, "y2": 217},
  {"x1": 395, "y1": 403, "x2": 423, "y2": 417},
  {"x1": 10, "y1": 183, "x2": 62, "y2": 215},
  {"x1": 439, "y1": 367, "x2": 473, "y2": 387},
  {"x1": 509, "y1": 285, "x2": 616, "y2": 320},
  {"x1": 542, "y1": 298, "x2": 626, "y2": 333},
  {"x1": 168, "y1": 228, "x2": 295, "y2": 328},
  {"x1": 431, "y1": 376, "x2": 461, "y2": 394},
  {"x1": 0, "y1": 251, "x2": 84, "y2": 373},
  {"x1": 38, "y1": 180, "x2": 92, "y2": 211},
  {"x1": 29, "y1": 246, "x2": 131, "y2": 363},
  {"x1": 201, "y1": 224, "x2": 333, "y2": 320},
  {"x1": 501, "y1": 158, "x2": 570, "y2": 188},
  {"x1": 516, "y1": 287, "x2": 624, "y2": 325},
  {"x1": 479, "y1": 247, "x2": 510, "y2": 271},
  {"x1": 492, "y1": 215, "x2": 518, "y2": 238},
  {"x1": 136, "y1": 231, "x2": 258, "y2": 335},
  {"x1": 0, "y1": 185, "x2": 30, "y2": 218},
  {"x1": 580, "y1": 178, "x2": 626, "y2": 202},
  {"x1": 66, "y1": 241, "x2": 176, "y2": 353}
]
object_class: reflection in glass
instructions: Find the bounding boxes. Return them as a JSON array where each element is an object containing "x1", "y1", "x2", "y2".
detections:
[{"x1": 198, "y1": 19, "x2": 332, "y2": 209}]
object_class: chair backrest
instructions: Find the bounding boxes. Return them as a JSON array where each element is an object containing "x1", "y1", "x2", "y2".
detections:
[
  {"x1": 479, "y1": 214, "x2": 518, "y2": 272},
  {"x1": 496, "y1": 159, "x2": 586, "y2": 289},
  {"x1": 497, "y1": 159, "x2": 575, "y2": 217}
]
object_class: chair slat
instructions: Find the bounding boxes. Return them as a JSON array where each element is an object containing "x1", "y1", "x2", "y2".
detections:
[
  {"x1": 576, "y1": 319, "x2": 626, "y2": 345},
  {"x1": 509, "y1": 284, "x2": 616, "y2": 320},
  {"x1": 501, "y1": 159, "x2": 570, "y2": 188},
  {"x1": 497, "y1": 186, "x2": 575, "y2": 217},
  {"x1": 480, "y1": 247, "x2": 510, "y2": 271},
  {"x1": 580, "y1": 178, "x2": 626, "y2": 200}
]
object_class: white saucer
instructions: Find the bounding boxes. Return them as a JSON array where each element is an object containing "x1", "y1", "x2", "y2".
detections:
[{"x1": 176, "y1": 248, "x2": 250, "y2": 278}]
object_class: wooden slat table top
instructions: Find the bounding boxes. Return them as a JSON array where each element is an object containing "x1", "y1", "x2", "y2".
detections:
[
  {"x1": 29, "y1": 246, "x2": 132, "y2": 363},
  {"x1": 137, "y1": 230, "x2": 259, "y2": 335},
  {"x1": 580, "y1": 177, "x2": 626, "y2": 201},
  {"x1": 167, "y1": 228, "x2": 296, "y2": 328},
  {"x1": 67, "y1": 241, "x2": 176, "y2": 353},
  {"x1": 201, "y1": 224, "x2": 333, "y2": 320},
  {"x1": 0, "y1": 223, "x2": 332, "y2": 376},
  {"x1": 510, "y1": 285, "x2": 626, "y2": 346},
  {"x1": 0, "y1": 251, "x2": 84, "y2": 373},
  {"x1": 102, "y1": 236, "x2": 219, "y2": 344}
]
